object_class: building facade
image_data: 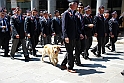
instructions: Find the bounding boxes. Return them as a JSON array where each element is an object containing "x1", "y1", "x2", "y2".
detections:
[{"x1": 0, "y1": 0, "x2": 124, "y2": 27}]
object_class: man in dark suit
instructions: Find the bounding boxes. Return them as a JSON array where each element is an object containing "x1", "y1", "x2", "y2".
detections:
[
  {"x1": 83, "y1": 5, "x2": 94, "y2": 60},
  {"x1": 61, "y1": 2, "x2": 83, "y2": 73},
  {"x1": 92, "y1": 5, "x2": 106, "y2": 57},
  {"x1": 10, "y1": 7, "x2": 29, "y2": 61},
  {"x1": 103, "y1": 10, "x2": 110, "y2": 52},
  {"x1": 52, "y1": 10, "x2": 62, "y2": 45},
  {"x1": 74, "y1": 2, "x2": 85, "y2": 65},
  {"x1": 0, "y1": 8, "x2": 11, "y2": 57},
  {"x1": 40, "y1": 11, "x2": 53, "y2": 45},
  {"x1": 109, "y1": 11, "x2": 121, "y2": 52},
  {"x1": 25, "y1": 8, "x2": 39, "y2": 57}
]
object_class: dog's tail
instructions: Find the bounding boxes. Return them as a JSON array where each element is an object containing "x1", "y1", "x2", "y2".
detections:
[{"x1": 38, "y1": 50, "x2": 42, "y2": 54}]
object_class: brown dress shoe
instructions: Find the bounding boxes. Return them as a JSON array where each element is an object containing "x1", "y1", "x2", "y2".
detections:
[
  {"x1": 61, "y1": 65, "x2": 67, "y2": 70},
  {"x1": 67, "y1": 69, "x2": 76, "y2": 73}
]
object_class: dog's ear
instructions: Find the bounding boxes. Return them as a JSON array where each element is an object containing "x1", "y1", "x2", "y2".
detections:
[{"x1": 57, "y1": 46, "x2": 61, "y2": 52}]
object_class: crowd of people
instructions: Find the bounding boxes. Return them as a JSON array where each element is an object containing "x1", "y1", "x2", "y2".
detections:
[{"x1": 0, "y1": 1, "x2": 124, "y2": 74}]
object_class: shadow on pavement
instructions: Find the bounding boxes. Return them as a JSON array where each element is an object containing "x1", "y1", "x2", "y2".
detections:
[
  {"x1": 90, "y1": 58, "x2": 110, "y2": 62},
  {"x1": 76, "y1": 69, "x2": 104, "y2": 76},
  {"x1": 103, "y1": 56, "x2": 124, "y2": 60},
  {"x1": 14, "y1": 57, "x2": 41, "y2": 62},
  {"x1": 83, "y1": 64, "x2": 106, "y2": 68},
  {"x1": 106, "y1": 53, "x2": 121, "y2": 55}
]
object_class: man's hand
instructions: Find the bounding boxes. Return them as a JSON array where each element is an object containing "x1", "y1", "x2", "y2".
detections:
[
  {"x1": 80, "y1": 34, "x2": 84, "y2": 40},
  {"x1": 16, "y1": 35, "x2": 20, "y2": 38},
  {"x1": 111, "y1": 35, "x2": 114, "y2": 38},
  {"x1": 43, "y1": 34, "x2": 46, "y2": 37},
  {"x1": 52, "y1": 33, "x2": 56, "y2": 36},
  {"x1": 65, "y1": 38, "x2": 69, "y2": 43},
  {"x1": 27, "y1": 34, "x2": 31, "y2": 38},
  {"x1": 118, "y1": 33, "x2": 121, "y2": 36},
  {"x1": 2, "y1": 26, "x2": 6, "y2": 29},
  {"x1": 105, "y1": 33, "x2": 107, "y2": 37},
  {"x1": 94, "y1": 33, "x2": 98, "y2": 37},
  {"x1": 88, "y1": 24, "x2": 94, "y2": 28}
]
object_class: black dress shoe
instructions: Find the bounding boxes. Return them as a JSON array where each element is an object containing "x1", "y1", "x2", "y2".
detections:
[
  {"x1": 106, "y1": 45, "x2": 111, "y2": 50},
  {"x1": 84, "y1": 56, "x2": 92, "y2": 60},
  {"x1": 96, "y1": 54, "x2": 102, "y2": 57},
  {"x1": 91, "y1": 50, "x2": 96, "y2": 55},
  {"x1": 121, "y1": 71, "x2": 124, "y2": 76},
  {"x1": 25, "y1": 57, "x2": 30, "y2": 62},
  {"x1": 33, "y1": 55, "x2": 38, "y2": 57},
  {"x1": 102, "y1": 52, "x2": 106, "y2": 54},
  {"x1": 10, "y1": 55, "x2": 14, "y2": 60}
]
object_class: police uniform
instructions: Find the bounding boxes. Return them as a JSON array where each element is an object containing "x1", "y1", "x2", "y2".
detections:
[
  {"x1": 83, "y1": 5, "x2": 93, "y2": 59},
  {"x1": 10, "y1": 7, "x2": 29, "y2": 61},
  {"x1": 61, "y1": 6, "x2": 81, "y2": 71},
  {"x1": 40, "y1": 11, "x2": 53, "y2": 45},
  {"x1": 109, "y1": 11, "x2": 120, "y2": 52},
  {"x1": 93, "y1": 6, "x2": 106, "y2": 57},
  {"x1": 0, "y1": 8, "x2": 11, "y2": 57},
  {"x1": 51, "y1": 10, "x2": 62, "y2": 45},
  {"x1": 25, "y1": 10, "x2": 38, "y2": 57}
]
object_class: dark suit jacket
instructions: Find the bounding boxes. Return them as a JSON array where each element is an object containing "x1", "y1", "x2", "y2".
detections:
[
  {"x1": 83, "y1": 14, "x2": 93, "y2": 37},
  {"x1": 40, "y1": 17, "x2": 53, "y2": 36},
  {"x1": 11, "y1": 15, "x2": 25, "y2": 39},
  {"x1": 105, "y1": 18, "x2": 110, "y2": 36},
  {"x1": 0, "y1": 17, "x2": 11, "y2": 39},
  {"x1": 109, "y1": 18, "x2": 120, "y2": 36},
  {"x1": 93, "y1": 13, "x2": 106, "y2": 37},
  {"x1": 63, "y1": 10, "x2": 81, "y2": 40},
  {"x1": 25, "y1": 16, "x2": 38, "y2": 37},
  {"x1": 51, "y1": 17, "x2": 62, "y2": 34}
]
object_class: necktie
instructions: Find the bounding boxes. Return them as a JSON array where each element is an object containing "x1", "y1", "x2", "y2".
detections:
[
  {"x1": 3, "y1": 19, "x2": 8, "y2": 32},
  {"x1": 3, "y1": 19, "x2": 6, "y2": 26},
  {"x1": 33, "y1": 16, "x2": 37, "y2": 30}
]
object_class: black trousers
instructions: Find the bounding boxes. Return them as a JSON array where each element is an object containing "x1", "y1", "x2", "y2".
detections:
[
  {"x1": 97, "y1": 37, "x2": 105, "y2": 55},
  {"x1": 10, "y1": 38, "x2": 29, "y2": 57},
  {"x1": 0, "y1": 35, "x2": 10, "y2": 56},
  {"x1": 80, "y1": 38, "x2": 85, "y2": 54},
  {"x1": 110, "y1": 36, "x2": 117, "y2": 51},
  {"x1": 75, "y1": 39, "x2": 81, "y2": 64},
  {"x1": 104, "y1": 36, "x2": 109, "y2": 46},
  {"x1": 43, "y1": 35, "x2": 51, "y2": 45},
  {"x1": 84, "y1": 36, "x2": 92, "y2": 57},
  {"x1": 61, "y1": 39, "x2": 76, "y2": 70},
  {"x1": 30, "y1": 35, "x2": 38, "y2": 55},
  {"x1": 54, "y1": 33, "x2": 62, "y2": 45}
]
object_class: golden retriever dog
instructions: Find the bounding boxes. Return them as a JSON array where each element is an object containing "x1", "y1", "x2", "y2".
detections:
[{"x1": 39, "y1": 44, "x2": 61, "y2": 66}]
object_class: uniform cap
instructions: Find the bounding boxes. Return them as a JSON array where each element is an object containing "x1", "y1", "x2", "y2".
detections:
[
  {"x1": 99, "y1": 5, "x2": 104, "y2": 9},
  {"x1": 54, "y1": 10, "x2": 59, "y2": 14},
  {"x1": 84, "y1": 5, "x2": 91, "y2": 11},
  {"x1": 112, "y1": 11, "x2": 117, "y2": 15},
  {"x1": 78, "y1": 2, "x2": 84, "y2": 8},
  {"x1": 104, "y1": 10, "x2": 109, "y2": 13}
]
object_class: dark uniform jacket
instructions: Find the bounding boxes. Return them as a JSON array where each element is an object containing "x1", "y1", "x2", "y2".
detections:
[
  {"x1": 63, "y1": 10, "x2": 81, "y2": 40},
  {"x1": 104, "y1": 18, "x2": 110, "y2": 36},
  {"x1": 40, "y1": 17, "x2": 53, "y2": 36},
  {"x1": 25, "y1": 16, "x2": 38, "y2": 37},
  {"x1": 0, "y1": 17, "x2": 11, "y2": 39},
  {"x1": 109, "y1": 18, "x2": 120, "y2": 36},
  {"x1": 93, "y1": 13, "x2": 106, "y2": 37},
  {"x1": 11, "y1": 15, "x2": 25, "y2": 39},
  {"x1": 51, "y1": 17, "x2": 62, "y2": 34},
  {"x1": 83, "y1": 14, "x2": 93, "y2": 37}
]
